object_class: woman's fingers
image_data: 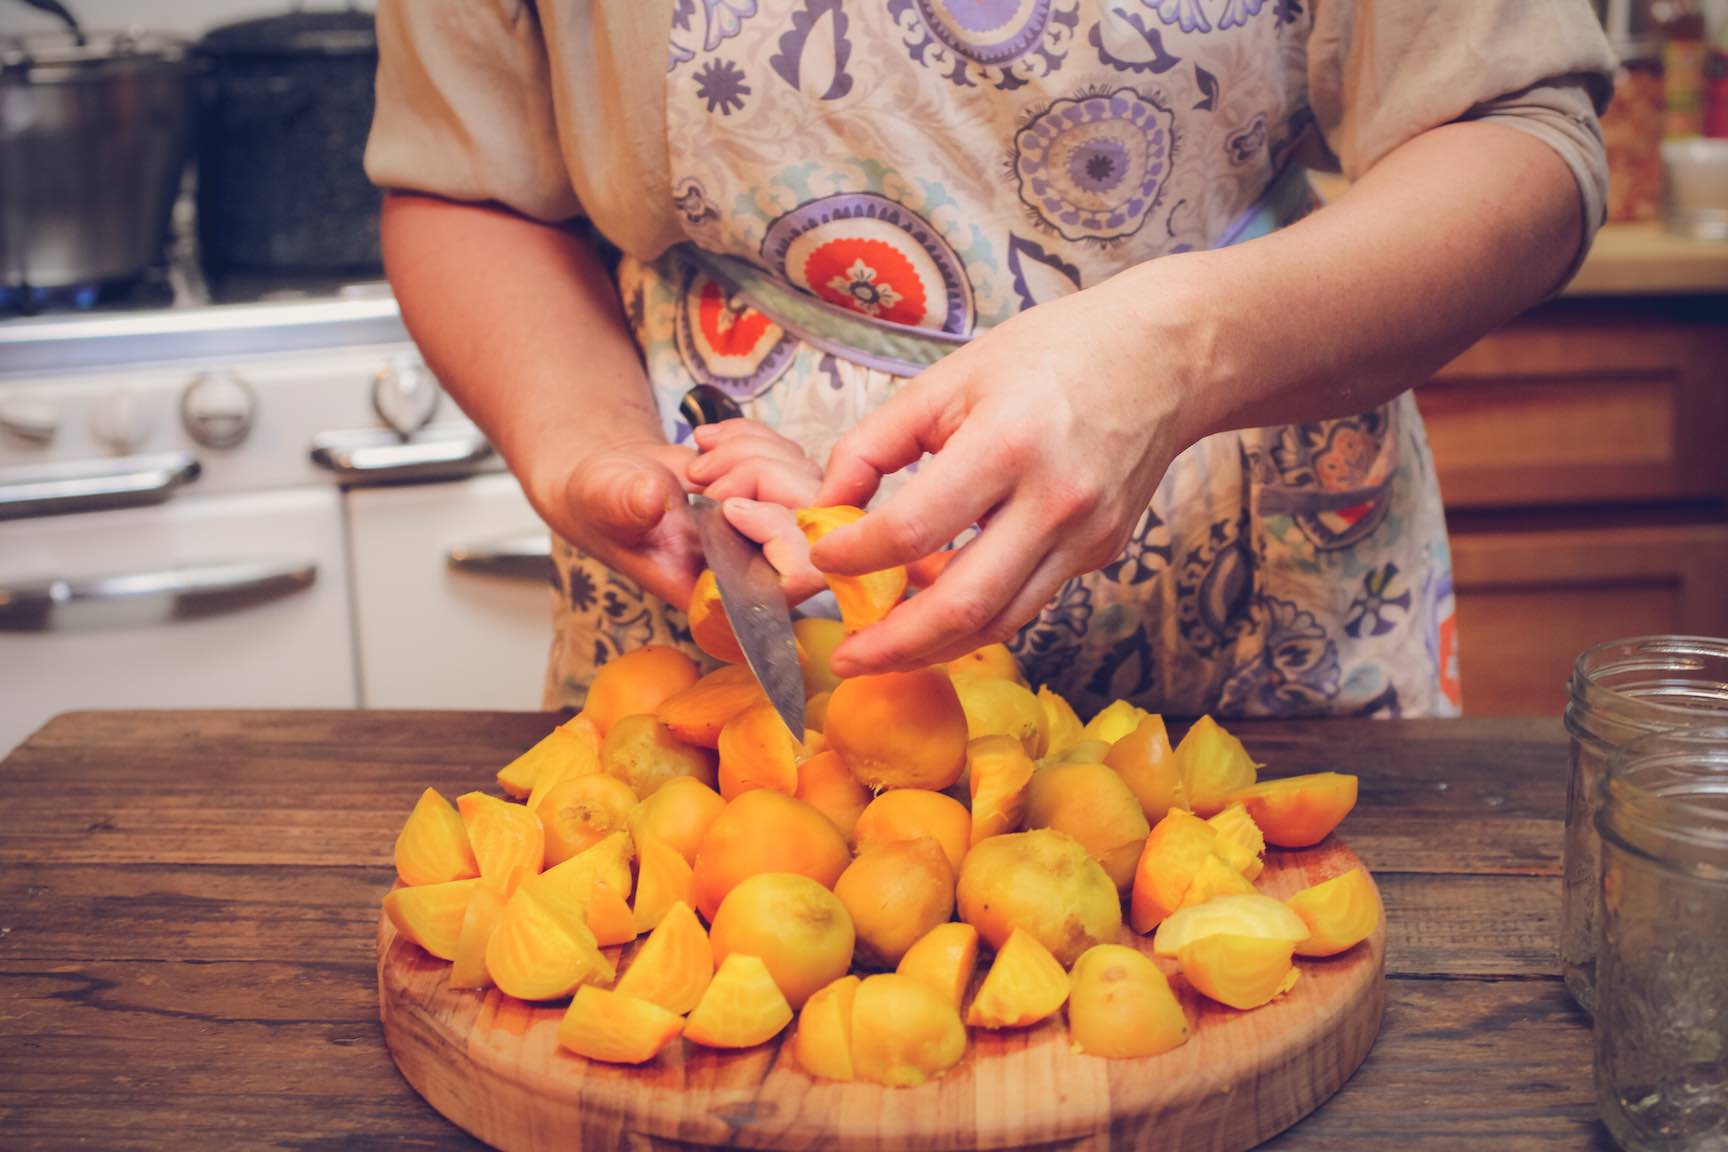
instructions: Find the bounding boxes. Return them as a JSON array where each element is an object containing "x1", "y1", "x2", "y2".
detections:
[
  {"x1": 701, "y1": 456, "x2": 823, "y2": 510},
  {"x1": 827, "y1": 497, "x2": 1047, "y2": 677},
  {"x1": 809, "y1": 415, "x2": 1011, "y2": 578},
  {"x1": 569, "y1": 450, "x2": 681, "y2": 540},
  {"x1": 721, "y1": 497, "x2": 827, "y2": 602},
  {"x1": 687, "y1": 426, "x2": 813, "y2": 485},
  {"x1": 916, "y1": 550, "x2": 1075, "y2": 667},
  {"x1": 815, "y1": 373, "x2": 965, "y2": 509}
]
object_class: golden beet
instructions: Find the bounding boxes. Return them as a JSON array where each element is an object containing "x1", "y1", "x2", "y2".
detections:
[
  {"x1": 1067, "y1": 944, "x2": 1189, "y2": 1059},
  {"x1": 394, "y1": 787, "x2": 479, "y2": 887},
  {"x1": 795, "y1": 617, "x2": 847, "y2": 698},
  {"x1": 457, "y1": 791, "x2": 545, "y2": 883},
  {"x1": 946, "y1": 644, "x2": 1026, "y2": 684},
  {"x1": 1177, "y1": 934, "x2": 1299, "y2": 1010},
  {"x1": 684, "y1": 953, "x2": 793, "y2": 1049},
  {"x1": 1150, "y1": 893, "x2": 1312, "y2": 958},
  {"x1": 852, "y1": 973, "x2": 968, "y2": 1086},
  {"x1": 853, "y1": 788, "x2": 971, "y2": 877},
  {"x1": 825, "y1": 668, "x2": 967, "y2": 791},
  {"x1": 1037, "y1": 686, "x2": 1086, "y2": 759},
  {"x1": 1224, "y1": 772, "x2": 1359, "y2": 848},
  {"x1": 834, "y1": 838, "x2": 955, "y2": 968},
  {"x1": 794, "y1": 974, "x2": 860, "y2": 1082},
  {"x1": 1104, "y1": 714, "x2": 1188, "y2": 824},
  {"x1": 708, "y1": 872, "x2": 855, "y2": 1009},
  {"x1": 794, "y1": 748, "x2": 873, "y2": 838},
  {"x1": 1286, "y1": 866, "x2": 1381, "y2": 957},
  {"x1": 558, "y1": 985, "x2": 684, "y2": 1065},
  {"x1": 602, "y1": 713, "x2": 716, "y2": 798},
  {"x1": 1082, "y1": 699, "x2": 1151, "y2": 746},
  {"x1": 795, "y1": 506, "x2": 909, "y2": 632},
  {"x1": 450, "y1": 867, "x2": 527, "y2": 990},
  {"x1": 967, "y1": 735, "x2": 1035, "y2": 845},
  {"x1": 534, "y1": 774, "x2": 638, "y2": 868},
  {"x1": 688, "y1": 568, "x2": 746, "y2": 664},
  {"x1": 956, "y1": 829, "x2": 1121, "y2": 966},
  {"x1": 383, "y1": 877, "x2": 478, "y2": 961},
  {"x1": 691, "y1": 790, "x2": 851, "y2": 921},
  {"x1": 1129, "y1": 809, "x2": 1220, "y2": 934},
  {"x1": 896, "y1": 921, "x2": 979, "y2": 1011},
  {"x1": 585, "y1": 646, "x2": 701, "y2": 736},
  {"x1": 1207, "y1": 802, "x2": 1267, "y2": 880},
  {"x1": 1176, "y1": 852, "x2": 1257, "y2": 909},
  {"x1": 1024, "y1": 761, "x2": 1151, "y2": 896},
  {"x1": 655, "y1": 664, "x2": 766, "y2": 748},
  {"x1": 485, "y1": 881, "x2": 613, "y2": 1001},
  {"x1": 966, "y1": 928, "x2": 1070, "y2": 1029},
  {"x1": 614, "y1": 899, "x2": 713, "y2": 1014},
  {"x1": 498, "y1": 714, "x2": 600, "y2": 799},
  {"x1": 631, "y1": 836, "x2": 694, "y2": 933},
  {"x1": 1174, "y1": 715, "x2": 1261, "y2": 817},
  {"x1": 717, "y1": 700, "x2": 801, "y2": 800},
  {"x1": 952, "y1": 675, "x2": 1047, "y2": 758},
  {"x1": 627, "y1": 776, "x2": 726, "y2": 866}
]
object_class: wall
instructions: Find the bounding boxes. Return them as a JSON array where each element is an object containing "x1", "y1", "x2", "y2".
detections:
[{"x1": 3, "y1": 0, "x2": 374, "y2": 39}]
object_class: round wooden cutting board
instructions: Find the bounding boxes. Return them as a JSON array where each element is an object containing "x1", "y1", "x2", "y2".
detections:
[{"x1": 378, "y1": 840, "x2": 1385, "y2": 1152}]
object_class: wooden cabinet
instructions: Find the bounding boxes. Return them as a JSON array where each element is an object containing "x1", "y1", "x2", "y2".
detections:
[{"x1": 1420, "y1": 297, "x2": 1728, "y2": 717}]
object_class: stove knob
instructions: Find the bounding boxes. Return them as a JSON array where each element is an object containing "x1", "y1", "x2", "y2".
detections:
[
  {"x1": 0, "y1": 394, "x2": 58, "y2": 444},
  {"x1": 181, "y1": 371, "x2": 257, "y2": 449},
  {"x1": 90, "y1": 387, "x2": 152, "y2": 454},
  {"x1": 372, "y1": 355, "x2": 440, "y2": 437}
]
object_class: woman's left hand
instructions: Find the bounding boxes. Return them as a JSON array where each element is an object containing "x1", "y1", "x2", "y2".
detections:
[
  {"x1": 811, "y1": 266, "x2": 1210, "y2": 677},
  {"x1": 688, "y1": 418, "x2": 829, "y2": 602}
]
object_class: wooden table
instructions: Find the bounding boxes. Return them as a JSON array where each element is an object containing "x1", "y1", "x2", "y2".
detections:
[{"x1": 0, "y1": 711, "x2": 1612, "y2": 1150}]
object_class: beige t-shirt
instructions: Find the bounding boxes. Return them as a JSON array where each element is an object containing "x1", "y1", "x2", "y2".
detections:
[{"x1": 365, "y1": 0, "x2": 1615, "y2": 264}]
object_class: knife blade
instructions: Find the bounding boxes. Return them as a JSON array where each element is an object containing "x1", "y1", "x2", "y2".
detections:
[{"x1": 687, "y1": 494, "x2": 806, "y2": 737}]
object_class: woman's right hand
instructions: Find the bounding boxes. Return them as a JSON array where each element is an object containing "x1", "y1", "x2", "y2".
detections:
[{"x1": 544, "y1": 440, "x2": 704, "y2": 608}]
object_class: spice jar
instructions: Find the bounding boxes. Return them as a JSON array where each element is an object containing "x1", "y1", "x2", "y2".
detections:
[
  {"x1": 1593, "y1": 726, "x2": 1728, "y2": 1152},
  {"x1": 1561, "y1": 636, "x2": 1728, "y2": 1014},
  {"x1": 1603, "y1": 47, "x2": 1670, "y2": 221}
]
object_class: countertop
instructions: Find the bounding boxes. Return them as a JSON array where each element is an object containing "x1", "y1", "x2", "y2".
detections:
[{"x1": 0, "y1": 710, "x2": 1610, "y2": 1151}]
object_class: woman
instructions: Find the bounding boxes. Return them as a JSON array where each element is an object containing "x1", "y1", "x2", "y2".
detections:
[{"x1": 366, "y1": 0, "x2": 1614, "y2": 719}]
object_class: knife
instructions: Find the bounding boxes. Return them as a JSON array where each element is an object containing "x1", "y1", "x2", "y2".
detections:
[{"x1": 687, "y1": 494, "x2": 806, "y2": 737}]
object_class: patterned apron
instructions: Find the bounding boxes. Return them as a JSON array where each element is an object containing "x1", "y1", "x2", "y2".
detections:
[{"x1": 547, "y1": 0, "x2": 1462, "y2": 720}]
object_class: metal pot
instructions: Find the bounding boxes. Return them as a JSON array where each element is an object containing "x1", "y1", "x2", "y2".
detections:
[
  {"x1": 0, "y1": 30, "x2": 192, "y2": 291},
  {"x1": 194, "y1": 7, "x2": 381, "y2": 281}
]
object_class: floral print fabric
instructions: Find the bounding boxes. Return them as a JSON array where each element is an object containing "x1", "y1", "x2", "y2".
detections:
[{"x1": 547, "y1": 0, "x2": 1461, "y2": 720}]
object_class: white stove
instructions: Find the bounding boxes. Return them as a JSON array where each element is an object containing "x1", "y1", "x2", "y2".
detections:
[{"x1": 0, "y1": 287, "x2": 553, "y2": 754}]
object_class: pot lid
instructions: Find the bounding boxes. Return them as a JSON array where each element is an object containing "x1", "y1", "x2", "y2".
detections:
[
  {"x1": 198, "y1": 8, "x2": 377, "y2": 58},
  {"x1": 0, "y1": 29, "x2": 188, "y2": 79}
]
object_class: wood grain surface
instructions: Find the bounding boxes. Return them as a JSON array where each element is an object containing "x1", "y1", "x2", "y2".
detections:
[{"x1": 0, "y1": 711, "x2": 1611, "y2": 1151}]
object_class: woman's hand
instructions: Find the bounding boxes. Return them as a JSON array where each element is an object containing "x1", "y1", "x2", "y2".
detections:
[
  {"x1": 689, "y1": 418, "x2": 828, "y2": 602},
  {"x1": 810, "y1": 267, "x2": 1212, "y2": 677},
  {"x1": 545, "y1": 440, "x2": 704, "y2": 608}
]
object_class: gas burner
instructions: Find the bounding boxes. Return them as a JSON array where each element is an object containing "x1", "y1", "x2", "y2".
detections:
[{"x1": 1, "y1": 273, "x2": 176, "y2": 317}]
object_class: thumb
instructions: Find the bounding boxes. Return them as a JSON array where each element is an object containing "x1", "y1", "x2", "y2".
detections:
[{"x1": 570, "y1": 452, "x2": 678, "y2": 542}]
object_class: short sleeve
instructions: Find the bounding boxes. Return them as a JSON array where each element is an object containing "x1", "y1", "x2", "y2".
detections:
[
  {"x1": 1307, "y1": 0, "x2": 1617, "y2": 250},
  {"x1": 364, "y1": 0, "x2": 582, "y2": 223}
]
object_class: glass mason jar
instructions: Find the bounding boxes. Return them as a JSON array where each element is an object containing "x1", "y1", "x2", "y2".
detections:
[
  {"x1": 1562, "y1": 637, "x2": 1728, "y2": 1013},
  {"x1": 1594, "y1": 727, "x2": 1728, "y2": 1152}
]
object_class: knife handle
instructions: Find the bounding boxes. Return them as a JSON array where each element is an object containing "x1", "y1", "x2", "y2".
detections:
[{"x1": 679, "y1": 385, "x2": 744, "y2": 429}]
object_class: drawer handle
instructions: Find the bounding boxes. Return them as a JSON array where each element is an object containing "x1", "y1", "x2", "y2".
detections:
[
  {"x1": 310, "y1": 428, "x2": 492, "y2": 484},
  {"x1": 446, "y1": 534, "x2": 553, "y2": 582},
  {"x1": 0, "y1": 452, "x2": 201, "y2": 521},
  {"x1": 0, "y1": 560, "x2": 316, "y2": 632}
]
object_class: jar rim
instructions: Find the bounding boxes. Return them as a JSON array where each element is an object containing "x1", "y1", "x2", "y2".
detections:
[{"x1": 1567, "y1": 635, "x2": 1728, "y2": 738}]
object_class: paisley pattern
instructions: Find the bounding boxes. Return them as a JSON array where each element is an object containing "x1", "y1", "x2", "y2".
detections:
[
  {"x1": 1012, "y1": 88, "x2": 1176, "y2": 241},
  {"x1": 544, "y1": 0, "x2": 1460, "y2": 721},
  {"x1": 673, "y1": 264, "x2": 798, "y2": 398},
  {"x1": 760, "y1": 193, "x2": 975, "y2": 334},
  {"x1": 887, "y1": 0, "x2": 1080, "y2": 90}
]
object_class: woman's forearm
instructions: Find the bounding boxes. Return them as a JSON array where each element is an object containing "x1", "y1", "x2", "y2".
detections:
[
  {"x1": 379, "y1": 192, "x2": 663, "y2": 515},
  {"x1": 1131, "y1": 120, "x2": 1584, "y2": 445}
]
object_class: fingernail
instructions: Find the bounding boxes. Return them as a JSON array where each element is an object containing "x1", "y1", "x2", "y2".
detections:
[
  {"x1": 723, "y1": 497, "x2": 761, "y2": 513},
  {"x1": 626, "y1": 475, "x2": 659, "y2": 520}
]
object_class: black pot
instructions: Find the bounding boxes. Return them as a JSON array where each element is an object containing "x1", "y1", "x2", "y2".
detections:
[{"x1": 194, "y1": 7, "x2": 380, "y2": 281}]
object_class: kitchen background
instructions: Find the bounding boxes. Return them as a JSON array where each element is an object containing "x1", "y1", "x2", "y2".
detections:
[{"x1": 1, "y1": 0, "x2": 1725, "y2": 754}]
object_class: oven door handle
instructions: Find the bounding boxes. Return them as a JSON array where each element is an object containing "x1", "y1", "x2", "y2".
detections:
[
  {"x1": 309, "y1": 430, "x2": 493, "y2": 484},
  {"x1": 0, "y1": 560, "x2": 317, "y2": 632},
  {"x1": 446, "y1": 533, "x2": 553, "y2": 582},
  {"x1": 0, "y1": 453, "x2": 202, "y2": 521}
]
